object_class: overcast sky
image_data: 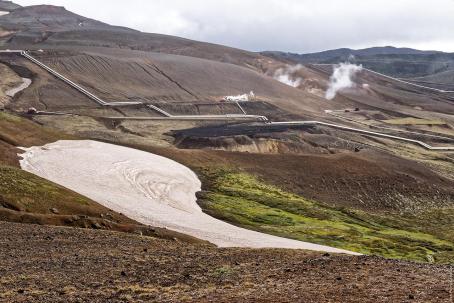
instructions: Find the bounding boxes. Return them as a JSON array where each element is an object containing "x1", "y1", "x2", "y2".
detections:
[{"x1": 13, "y1": 0, "x2": 454, "y2": 53}]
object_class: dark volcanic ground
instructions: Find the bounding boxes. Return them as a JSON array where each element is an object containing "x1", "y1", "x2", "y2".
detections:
[{"x1": 0, "y1": 221, "x2": 452, "y2": 303}]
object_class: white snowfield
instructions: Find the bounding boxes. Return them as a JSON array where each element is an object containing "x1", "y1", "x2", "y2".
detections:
[
  {"x1": 6, "y1": 78, "x2": 32, "y2": 97},
  {"x1": 19, "y1": 140, "x2": 358, "y2": 255}
]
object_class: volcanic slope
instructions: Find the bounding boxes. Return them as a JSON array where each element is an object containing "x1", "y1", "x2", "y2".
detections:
[
  {"x1": 10, "y1": 4, "x2": 444, "y2": 121},
  {"x1": 305, "y1": 64, "x2": 454, "y2": 124},
  {"x1": 0, "y1": 4, "x2": 275, "y2": 69},
  {"x1": 5, "y1": 48, "x2": 326, "y2": 119},
  {"x1": 406, "y1": 69, "x2": 454, "y2": 91},
  {"x1": 0, "y1": 4, "x2": 331, "y2": 117},
  {"x1": 1, "y1": 0, "x2": 454, "y2": 263},
  {"x1": 261, "y1": 59, "x2": 454, "y2": 128}
]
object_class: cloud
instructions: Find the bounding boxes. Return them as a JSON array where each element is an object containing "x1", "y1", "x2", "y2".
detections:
[
  {"x1": 325, "y1": 63, "x2": 362, "y2": 100},
  {"x1": 13, "y1": 0, "x2": 454, "y2": 53}
]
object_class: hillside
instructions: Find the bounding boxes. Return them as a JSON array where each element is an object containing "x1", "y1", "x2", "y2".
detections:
[
  {"x1": 0, "y1": 4, "x2": 272, "y2": 69},
  {"x1": 0, "y1": 0, "x2": 20, "y2": 11},
  {"x1": 0, "y1": 0, "x2": 452, "y2": 251},
  {"x1": 1, "y1": 1, "x2": 454, "y2": 301},
  {"x1": 0, "y1": 4, "x2": 328, "y2": 118},
  {"x1": 0, "y1": 111, "x2": 206, "y2": 243},
  {"x1": 406, "y1": 69, "x2": 454, "y2": 91}
]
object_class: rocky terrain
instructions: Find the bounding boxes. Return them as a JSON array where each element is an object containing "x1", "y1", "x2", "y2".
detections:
[{"x1": 1, "y1": 221, "x2": 452, "y2": 303}]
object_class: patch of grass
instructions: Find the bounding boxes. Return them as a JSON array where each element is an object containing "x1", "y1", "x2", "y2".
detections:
[
  {"x1": 0, "y1": 111, "x2": 74, "y2": 167},
  {"x1": 0, "y1": 111, "x2": 72, "y2": 147},
  {"x1": 0, "y1": 165, "x2": 127, "y2": 220},
  {"x1": 198, "y1": 170, "x2": 454, "y2": 263},
  {"x1": 0, "y1": 165, "x2": 91, "y2": 212},
  {"x1": 212, "y1": 266, "x2": 235, "y2": 278},
  {"x1": 0, "y1": 111, "x2": 22, "y2": 123},
  {"x1": 0, "y1": 112, "x2": 132, "y2": 224}
]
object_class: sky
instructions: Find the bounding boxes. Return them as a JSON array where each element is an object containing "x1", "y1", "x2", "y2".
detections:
[{"x1": 13, "y1": 0, "x2": 454, "y2": 53}]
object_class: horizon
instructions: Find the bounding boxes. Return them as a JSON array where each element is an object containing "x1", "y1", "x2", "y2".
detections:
[{"x1": 10, "y1": 0, "x2": 454, "y2": 54}]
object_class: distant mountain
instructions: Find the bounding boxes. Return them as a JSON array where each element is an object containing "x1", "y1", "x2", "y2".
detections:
[
  {"x1": 262, "y1": 46, "x2": 454, "y2": 79},
  {"x1": 0, "y1": 5, "x2": 135, "y2": 34},
  {"x1": 262, "y1": 46, "x2": 443, "y2": 63},
  {"x1": 0, "y1": 0, "x2": 21, "y2": 12}
]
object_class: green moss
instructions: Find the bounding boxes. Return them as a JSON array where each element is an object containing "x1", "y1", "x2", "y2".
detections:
[
  {"x1": 199, "y1": 170, "x2": 454, "y2": 263},
  {"x1": 212, "y1": 266, "x2": 235, "y2": 277},
  {"x1": 0, "y1": 111, "x2": 21, "y2": 123},
  {"x1": 0, "y1": 111, "x2": 73, "y2": 147},
  {"x1": 0, "y1": 165, "x2": 94, "y2": 213}
]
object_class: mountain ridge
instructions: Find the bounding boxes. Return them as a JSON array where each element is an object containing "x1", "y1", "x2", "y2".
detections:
[
  {"x1": 0, "y1": 0, "x2": 21, "y2": 12},
  {"x1": 262, "y1": 46, "x2": 454, "y2": 79},
  {"x1": 0, "y1": 3, "x2": 272, "y2": 70}
]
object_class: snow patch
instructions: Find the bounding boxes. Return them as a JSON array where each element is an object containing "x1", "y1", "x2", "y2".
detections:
[
  {"x1": 0, "y1": 11, "x2": 9, "y2": 16},
  {"x1": 6, "y1": 78, "x2": 31, "y2": 97},
  {"x1": 19, "y1": 140, "x2": 358, "y2": 254}
]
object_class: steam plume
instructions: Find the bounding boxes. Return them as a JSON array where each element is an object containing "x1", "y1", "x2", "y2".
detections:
[
  {"x1": 325, "y1": 63, "x2": 362, "y2": 100},
  {"x1": 273, "y1": 65, "x2": 303, "y2": 87},
  {"x1": 224, "y1": 91, "x2": 255, "y2": 102}
]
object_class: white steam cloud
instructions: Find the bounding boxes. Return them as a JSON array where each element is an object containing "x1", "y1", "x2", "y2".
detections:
[
  {"x1": 273, "y1": 65, "x2": 303, "y2": 87},
  {"x1": 325, "y1": 63, "x2": 362, "y2": 100},
  {"x1": 224, "y1": 91, "x2": 255, "y2": 102}
]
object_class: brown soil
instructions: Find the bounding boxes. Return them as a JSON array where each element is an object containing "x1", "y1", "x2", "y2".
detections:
[
  {"x1": 0, "y1": 221, "x2": 451, "y2": 303},
  {"x1": 0, "y1": 140, "x2": 19, "y2": 166},
  {"x1": 21, "y1": 48, "x2": 325, "y2": 116},
  {"x1": 0, "y1": 109, "x2": 73, "y2": 166},
  {"x1": 0, "y1": 4, "x2": 273, "y2": 69},
  {"x1": 129, "y1": 144, "x2": 454, "y2": 212}
]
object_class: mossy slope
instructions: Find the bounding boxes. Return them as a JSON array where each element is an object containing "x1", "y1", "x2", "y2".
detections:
[
  {"x1": 198, "y1": 170, "x2": 454, "y2": 263},
  {"x1": 0, "y1": 165, "x2": 121, "y2": 217}
]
